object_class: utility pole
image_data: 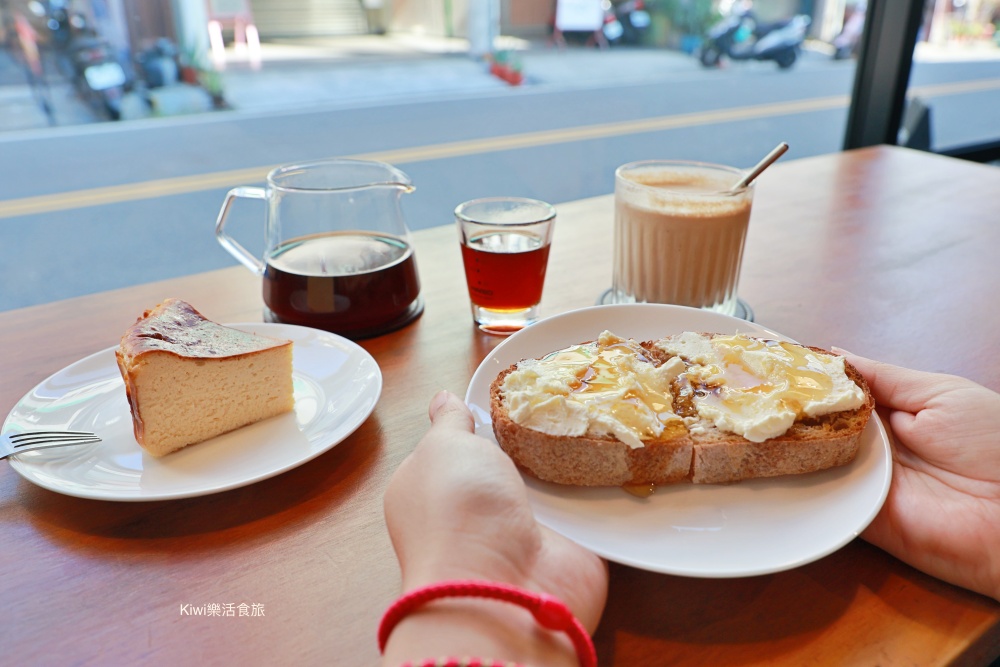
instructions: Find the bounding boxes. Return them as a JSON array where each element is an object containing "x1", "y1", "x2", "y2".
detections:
[
  {"x1": 172, "y1": 0, "x2": 212, "y2": 70},
  {"x1": 467, "y1": 0, "x2": 500, "y2": 59}
]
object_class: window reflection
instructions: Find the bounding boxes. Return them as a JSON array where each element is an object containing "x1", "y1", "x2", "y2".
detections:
[{"x1": 0, "y1": 0, "x2": 998, "y2": 310}]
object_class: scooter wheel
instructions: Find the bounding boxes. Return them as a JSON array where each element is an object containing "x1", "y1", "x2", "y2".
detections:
[
  {"x1": 775, "y1": 50, "x2": 797, "y2": 69},
  {"x1": 700, "y1": 47, "x2": 721, "y2": 68}
]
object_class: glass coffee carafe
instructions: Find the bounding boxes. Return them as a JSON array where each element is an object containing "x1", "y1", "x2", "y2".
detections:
[{"x1": 215, "y1": 158, "x2": 423, "y2": 339}]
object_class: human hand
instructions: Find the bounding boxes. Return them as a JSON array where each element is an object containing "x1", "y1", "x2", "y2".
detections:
[
  {"x1": 842, "y1": 351, "x2": 1000, "y2": 601},
  {"x1": 382, "y1": 390, "x2": 608, "y2": 665}
]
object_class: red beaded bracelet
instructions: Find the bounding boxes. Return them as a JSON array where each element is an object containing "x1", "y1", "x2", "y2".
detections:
[
  {"x1": 396, "y1": 660, "x2": 525, "y2": 667},
  {"x1": 378, "y1": 580, "x2": 597, "y2": 667}
]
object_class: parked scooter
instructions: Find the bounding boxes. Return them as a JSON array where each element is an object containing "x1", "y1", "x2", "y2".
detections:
[
  {"x1": 603, "y1": 0, "x2": 652, "y2": 45},
  {"x1": 46, "y1": 6, "x2": 128, "y2": 119},
  {"x1": 45, "y1": 0, "x2": 73, "y2": 52},
  {"x1": 699, "y1": 4, "x2": 810, "y2": 69},
  {"x1": 69, "y1": 33, "x2": 128, "y2": 118},
  {"x1": 136, "y1": 38, "x2": 180, "y2": 88}
]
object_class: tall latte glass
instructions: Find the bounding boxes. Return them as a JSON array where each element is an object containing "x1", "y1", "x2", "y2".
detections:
[{"x1": 611, "y1": 160, "x2": 754, "y2": 316}]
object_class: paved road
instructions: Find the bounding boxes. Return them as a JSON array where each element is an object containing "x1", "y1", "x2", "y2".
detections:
[{"x1": 1, "y1": 41, "x2": 998, "y2": 312}]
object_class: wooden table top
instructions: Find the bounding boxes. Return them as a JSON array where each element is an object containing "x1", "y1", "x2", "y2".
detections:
[{"x1": 3, "y1": 145, "x2": 999, "y2": 666}]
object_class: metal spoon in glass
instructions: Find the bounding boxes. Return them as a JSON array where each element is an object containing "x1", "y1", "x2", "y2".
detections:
[{"x1": 733, "y1": 142, "x2": 789, "y2": 190}]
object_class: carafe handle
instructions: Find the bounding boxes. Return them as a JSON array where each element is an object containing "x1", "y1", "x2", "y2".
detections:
[{"x1": 214, "y1": 186, "x2": 267, "y2": 275}]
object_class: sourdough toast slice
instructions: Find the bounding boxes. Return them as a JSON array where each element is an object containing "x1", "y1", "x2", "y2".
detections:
[
  {"x1": 491, "y1": 364, "x2": 693, "y2": 486},
  {"x1": 489, "y1": 332, "x2": 874, "y2": 487},
  {"x1": 658, "y1": 334, "x2": 874, "y2": 483}
]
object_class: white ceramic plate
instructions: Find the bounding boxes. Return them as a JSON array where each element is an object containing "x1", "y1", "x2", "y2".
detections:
[
  {"x1": 3, "y1": 323, "x2": 381, "y2": 502},
  {"x1": 465, "y1": 304, "x2": 892, "y2": 578}
]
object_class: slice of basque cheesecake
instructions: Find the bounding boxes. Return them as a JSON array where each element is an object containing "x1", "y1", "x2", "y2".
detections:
[{"x1": 115, "y1": 298, "x2": 295, "y2": 457}]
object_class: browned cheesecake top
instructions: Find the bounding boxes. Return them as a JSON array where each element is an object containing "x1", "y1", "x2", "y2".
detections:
[{"x1": 118, "y1": 298, "x2": 290, "y2": 362}]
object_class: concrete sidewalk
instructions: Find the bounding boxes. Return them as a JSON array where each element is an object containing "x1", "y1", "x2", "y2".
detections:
[
  {"x1": 218, "y1": 33, "x2": 702, "y2": 110},
  {"x1": 219, "y1": 43, "x2": 702, "y2": 116},
  {"x1": 0, "y1": 34, "x2": 702, "y2": 133},
  {"x1": 4, "y1": 32, "x2": 994, "y2": 134}
]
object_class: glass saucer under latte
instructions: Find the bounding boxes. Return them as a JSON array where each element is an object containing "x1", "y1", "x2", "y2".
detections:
[{"x1": 596, "y1": 289, "x2": 754, "y2": 322}]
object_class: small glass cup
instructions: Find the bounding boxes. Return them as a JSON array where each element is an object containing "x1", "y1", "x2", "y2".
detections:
[{"x1": 455, "y1": 197, "x2": 556, "y2": 335}]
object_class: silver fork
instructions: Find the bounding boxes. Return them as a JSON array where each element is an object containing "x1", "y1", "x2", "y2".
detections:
[{"x1": 1, "y1": 431, "x2": 102, "y2": 460}]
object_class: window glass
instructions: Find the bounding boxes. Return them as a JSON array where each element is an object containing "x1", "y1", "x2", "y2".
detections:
[
  {"x1": 903, "y1": 0, "x2": 1000, "y2": 153},
  {"x1": 1, "y1": 0, "x2": 996, "y2": 311}
]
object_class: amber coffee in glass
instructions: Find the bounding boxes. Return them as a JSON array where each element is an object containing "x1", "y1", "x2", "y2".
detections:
[{"x1": 456, "y1": 197, "x2": 556, "y2": 335}]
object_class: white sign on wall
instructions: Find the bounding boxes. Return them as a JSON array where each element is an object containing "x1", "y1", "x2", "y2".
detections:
[{"x1": 555, "y1": 0, "x2": 605, "y2": 31}]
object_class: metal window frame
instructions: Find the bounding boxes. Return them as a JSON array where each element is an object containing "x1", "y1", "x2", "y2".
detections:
[{"x1": 843, "y1": 0, "x2": 925, "y2": 150}]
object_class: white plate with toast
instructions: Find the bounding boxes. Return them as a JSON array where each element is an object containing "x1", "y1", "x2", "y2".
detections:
[
  {"x1": 3, "y1": 323, "x2": 381, "y2": 501},
  {"x1": 465, "y1": 304, "x2": 892, "y2": 578}
]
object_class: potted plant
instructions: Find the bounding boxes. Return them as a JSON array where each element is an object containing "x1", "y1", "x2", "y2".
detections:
[
  {"x1": 647, "y1": 0, "x2": 718, "y2": 52},
  {"x1": 198, "y1": 68, "x2": 228, "y2": 109}
]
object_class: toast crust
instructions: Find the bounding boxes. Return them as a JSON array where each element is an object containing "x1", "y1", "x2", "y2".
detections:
[{"x1": 489, "y1": 334, "x2": 874, "y2": 487}]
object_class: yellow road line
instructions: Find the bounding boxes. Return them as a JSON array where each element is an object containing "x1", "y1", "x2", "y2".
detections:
[
  {"x1": 910, "y1": 77, "x2": 1000, "y2": 97},
  {"x1": 2, "y1": 77, "x2": 999, "y2": 219},
  {"x1": 0, "y1": 95, "x2": 847, "y2": 219}
]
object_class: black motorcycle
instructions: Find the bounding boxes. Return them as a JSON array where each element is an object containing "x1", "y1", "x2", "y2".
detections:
[
  {"x1": 46, "y1": 5, "x2": 128, "y2": 119},
  {"x1": 69, "y1": 34, "x2": 128, "y2": 119}
]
